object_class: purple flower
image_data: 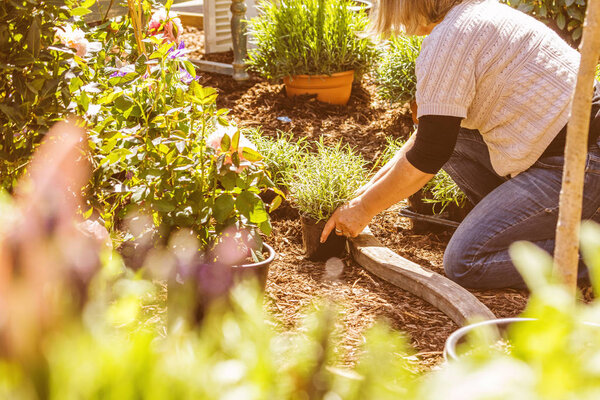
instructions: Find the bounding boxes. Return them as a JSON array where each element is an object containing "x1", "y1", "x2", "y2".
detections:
[
  {"x1": 168, "y1": 41, "x2": 190, "y2": 59},
  {"x1": 109, "y1": 64, "x2": 135, "y2": 78},
  {"x1": 110, "y1": 70, "x2": 127, "y2": 78},
  {"x1": 179, "y1": 67, "x2": 199, "y2": 84}
]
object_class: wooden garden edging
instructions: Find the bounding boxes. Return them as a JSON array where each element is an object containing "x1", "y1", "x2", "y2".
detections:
[{"x1": 348, "y1": 227, "x2": 496, "y2": 326}]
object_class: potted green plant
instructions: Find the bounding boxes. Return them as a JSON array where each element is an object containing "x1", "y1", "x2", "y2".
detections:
[
  {"x1": 247, "y1": 0, "x2": 378, "y2": 105},
  {"x1": 76, "y1": 4, "x2": 281, "y2": 325},
  {"x1": 289, "y1": 140, "x2": 368, "y2": 261},
  {"x1": 375, "y1": 34, "x2": 423, "y2": 124}
]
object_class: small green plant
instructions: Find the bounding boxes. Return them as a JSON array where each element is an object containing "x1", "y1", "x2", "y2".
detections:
[
  {"x1": 423, "y1": 170, "x2": 468, "y2": 212},
  {"x1": 289, "y1": 140, "x2": 368, "y2": 221},
  {"x1": 247, "y1": 129, "x2": 308, "y2": 190},
  {"x1": 375, "y1": 34, "x2": 423, "y2": 104},
  {"x1": 502, "y1": 0, "x2": 587, "y2": 46},
  {"x1": 247, "y1": 0, "x2": 378, "y2": 80},
  {"x1": 378, "y1": 136, "x2": 467, "y2": 213}
]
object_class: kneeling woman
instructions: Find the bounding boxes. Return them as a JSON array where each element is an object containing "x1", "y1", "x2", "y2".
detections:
[{"x1": 321, "y1": 0, "x2": 600, "y2": 289}]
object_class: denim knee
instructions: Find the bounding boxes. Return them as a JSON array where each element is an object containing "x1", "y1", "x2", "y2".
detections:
[{"x1": 443, "y1": 234, "x2": 479, "y2": 287}]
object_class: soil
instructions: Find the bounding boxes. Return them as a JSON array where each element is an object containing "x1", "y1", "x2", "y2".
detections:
[{"x1": 182, "y1": 27, "x2": 593, "y2": 371}]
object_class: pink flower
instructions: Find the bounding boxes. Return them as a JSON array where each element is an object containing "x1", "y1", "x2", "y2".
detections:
[
  {"x1": 55, "y1": 25, "x2": 89, "y2": 57},
  {"x1": 148, "y1": 8, "x2": 184, "y2": 44}
]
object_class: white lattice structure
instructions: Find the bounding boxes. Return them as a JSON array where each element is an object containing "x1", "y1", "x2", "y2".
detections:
[{"x1": 204, "y1": 0, "x2": 257, "y2": 54}]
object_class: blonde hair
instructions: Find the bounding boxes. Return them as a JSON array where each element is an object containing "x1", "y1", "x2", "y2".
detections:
[{"x1": 370, "y1": 0, "x2": 465, "y2": 36}]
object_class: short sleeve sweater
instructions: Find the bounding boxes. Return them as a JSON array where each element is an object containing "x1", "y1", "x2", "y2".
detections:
[{"x1": 415, "y1": 0, "x2": 580, "y2": 176}]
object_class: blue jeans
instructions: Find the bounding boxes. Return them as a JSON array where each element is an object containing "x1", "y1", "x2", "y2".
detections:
[{"x1": 442, "y1": 129, "x2": 600, "y2": 289}]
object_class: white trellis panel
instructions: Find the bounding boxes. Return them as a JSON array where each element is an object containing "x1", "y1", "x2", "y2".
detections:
[{"x1": 204, "y1": 0, "x2": 258, "y2": 54}]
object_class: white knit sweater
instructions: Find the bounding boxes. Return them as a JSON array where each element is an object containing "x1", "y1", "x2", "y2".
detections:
[{"x1": 415, "y1": 0, "x2": 580, "y2": 176}]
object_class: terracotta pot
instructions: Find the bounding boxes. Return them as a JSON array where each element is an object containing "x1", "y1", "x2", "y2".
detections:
[
  {"x1": 167, "y1": 243, "x2": 276, "y2": 327},
  {"x1": 283, "y1": 70, "x2": 355, "y2": 105},
  {"x1": 410, "y1": 100, "x2": 419, "y2": 125},
  {"x1": 300, "y1": 215, "x2": 346, "y2": 261}
]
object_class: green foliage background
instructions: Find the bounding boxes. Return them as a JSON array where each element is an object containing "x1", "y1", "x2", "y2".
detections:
[
  {"x1": 0, "y1": 0, "x2": 84, "y2": 190},
  {"x1": 503, "y1": 0, "x2": 587, "y2": 46}
]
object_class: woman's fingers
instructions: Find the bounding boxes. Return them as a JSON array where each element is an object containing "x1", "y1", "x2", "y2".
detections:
[{"x1": 320, "y1": 213, "x2": 338, "y2": 243}]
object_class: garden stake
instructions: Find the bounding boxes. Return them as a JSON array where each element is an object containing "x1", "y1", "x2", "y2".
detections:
[{"x1": 554, "y1": 0, "x2": 600, "y2": 294}]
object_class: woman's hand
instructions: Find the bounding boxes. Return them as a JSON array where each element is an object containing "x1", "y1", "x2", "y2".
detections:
[{"x1": 320, "y1": 197, "x2": 374, "y2": 242}]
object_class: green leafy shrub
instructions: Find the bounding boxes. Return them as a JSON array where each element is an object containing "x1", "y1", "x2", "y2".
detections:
[
  {"x1": 247, "y1": 0, "x2": 378, "y2": 80},
  {"x1": 375, "y1": 35, "x2": 422, "y2": 104},
  {"x1": 289, "y1": 140, "x2": 368, "y2": 221},
  {"x1": 503, "y1": 0, "x2": 587, "y2": 46},
  {"x1": 0, "y1": 0, "x2": 88, "y2": 190},
  {"x1": 247, "y1": 129, "x2": 308, "y2": 190},
  {"x1": 76, "y1": 6, "x2": 276, "y2": 250}
]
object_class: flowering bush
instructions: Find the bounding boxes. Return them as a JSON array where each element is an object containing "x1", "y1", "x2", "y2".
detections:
[{"x1": 73, "y1": 5, "x2": 277, "y2": 253}]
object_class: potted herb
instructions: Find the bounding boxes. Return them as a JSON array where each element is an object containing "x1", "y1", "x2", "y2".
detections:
[
  {"x1": 247, "y1": 0, "x2": 378, "y2": 105},
  {"x1": 289, "y1": 140, "x2": 368, "y2": 260},
  {"x1": 375, "y1": 34, "x2": 423, "y2": 124}
]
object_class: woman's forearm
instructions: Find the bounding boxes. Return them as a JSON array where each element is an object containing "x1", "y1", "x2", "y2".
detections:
[
  {"x1": 320, "y1": 151, "x2": 433, "y2": 241},
  {"x1": 355, "y1": 134, "x2": 417, "y2": 197},
  {"x1": 358, "y1": 153, "x2": 433, "y2": 218}
]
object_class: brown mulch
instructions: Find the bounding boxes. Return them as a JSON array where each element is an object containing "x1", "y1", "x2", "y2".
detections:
[{"x1": 182, "y1": 27, "x2": 592, "y2": 370}]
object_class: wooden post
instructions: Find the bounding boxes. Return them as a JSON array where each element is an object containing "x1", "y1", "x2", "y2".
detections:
[
  {"x1": 553, "y1": 0, "x2": 600, "y2": 294},
  {"x1": 231, "y1": 0, "x2": 250, "y2": 81}
]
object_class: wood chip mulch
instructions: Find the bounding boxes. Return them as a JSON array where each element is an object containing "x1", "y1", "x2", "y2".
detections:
[{"x1": 181, "y1": 26, "x2": 593, "y2": 370}]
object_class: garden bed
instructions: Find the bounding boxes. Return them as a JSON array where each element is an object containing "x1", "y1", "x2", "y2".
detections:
[{"x1": 182, "y1": 27, "x2": 593, "y2": 369}]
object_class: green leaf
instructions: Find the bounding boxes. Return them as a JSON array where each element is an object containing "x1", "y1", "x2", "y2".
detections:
[
  {"x1": 214, "y1": 194, "x2": 234, "y2": 222},
  {"x1": 556, "y1": 13, "x2": 566, "y2": 30},
  {"x1": 26, "y1": 17, "x2": 40, "y2": 57},
  {"x1": 236, "y1": 191, "x2": 268, "y2": 224},
  {"x1": 83, "y1": 207, "x2": 93, "y2": 219},
  {"x1": 221, "y1": 133, "x2": 231, "y2": 151},
  {"x1": 242, "y1": 147, "x2": 263, "y2": 162},
  {"x1": 572, "y1": 27, "x2": 582, "y2": 41},
  {"x1": 153, "y1": 199, "x2": 176, "y2": 212},
  {"x1": 71, "y1": 7, "x2": 92, "y2": 16},
  {"x1": 259, "y1": 219, "x2": 272, "y2": 235},
  {"x1": 231, "y1": 129, "x2": 240, "y2": 150},
  {"x1": 220, "y1": 172, "x2": 237, "y2": 191},
  {"x1": 269, "y1": 195, "x2": 282, "y2": 212}
]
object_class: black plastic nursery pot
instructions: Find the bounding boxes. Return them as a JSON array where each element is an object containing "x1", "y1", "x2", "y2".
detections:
[
  {"x1": 167, "y1": 243, "x2": 276, "y2": 327},
  {"x1": 300, "y1": 215, "x2": 346, "y2": 261},
  {"x1": 407, "y1": 189, "x2": 472, "y2": 233}
]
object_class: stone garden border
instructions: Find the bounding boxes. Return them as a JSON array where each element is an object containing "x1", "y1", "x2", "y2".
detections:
[{"x1": 348, "y1": 227, "x2": 496, "y2": 326}]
